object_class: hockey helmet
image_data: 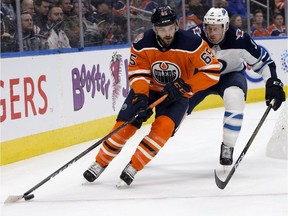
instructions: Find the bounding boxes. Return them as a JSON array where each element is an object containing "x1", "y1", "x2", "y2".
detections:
[
  {"x1": 151, "y1": 5, "x2": 177, "y2": 27},
  {"x1": 203, "y1": 7, "x2": 229, "y2": 31}
]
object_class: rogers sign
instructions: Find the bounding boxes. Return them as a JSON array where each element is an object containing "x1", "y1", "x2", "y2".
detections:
[{"x1": 0, "y1": 75, "x2": 48, "y2": 123}]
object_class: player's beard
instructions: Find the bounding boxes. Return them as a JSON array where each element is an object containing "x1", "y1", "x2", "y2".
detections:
[{"x1": 157, "y1": 35, "x2": 174, "y2": 48}]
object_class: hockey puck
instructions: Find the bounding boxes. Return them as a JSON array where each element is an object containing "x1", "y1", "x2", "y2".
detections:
[{"x1": 24, "y1": 194, "x2": 35, "y2": 201}]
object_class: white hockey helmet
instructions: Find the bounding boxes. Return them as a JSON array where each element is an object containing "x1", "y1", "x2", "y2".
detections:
[{"x1": 203, "y1": 7, "x2": 229, "y2": 31}]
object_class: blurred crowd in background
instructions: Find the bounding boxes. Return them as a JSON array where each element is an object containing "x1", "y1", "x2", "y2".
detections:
[{"x1": 1, "y1": 0, "x2": 287, "y2": 53}]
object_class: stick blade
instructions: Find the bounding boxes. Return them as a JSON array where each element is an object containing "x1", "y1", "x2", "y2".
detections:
[
  {"x1": 214, "y1": 169, "x2": 227, "y2": 190},
  {"x1": 4, "y1": 195, "x2": 24, "y2": 204}
]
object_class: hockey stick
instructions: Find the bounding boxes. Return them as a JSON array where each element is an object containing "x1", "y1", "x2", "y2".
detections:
[
  {"x1": 214, "y1": 100, "x2": 275, "y2": 189},
  {"x1": 4, "y1": 94, "x2": 168, "y2": 204}
]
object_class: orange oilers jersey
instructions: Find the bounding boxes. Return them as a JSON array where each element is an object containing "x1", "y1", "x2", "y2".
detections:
[{"x1": 128, "y1": 29, "x2": 221, "y2": 96}]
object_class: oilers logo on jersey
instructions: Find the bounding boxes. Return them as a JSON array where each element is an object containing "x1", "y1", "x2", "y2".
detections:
[{"x1": 151, "y1": 61, "x2": 180, "y2": 85}]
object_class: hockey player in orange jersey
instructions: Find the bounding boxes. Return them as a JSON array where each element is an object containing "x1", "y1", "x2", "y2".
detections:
[{"x1": 83, "y1": 5, "x2": 221, "y2": 187}]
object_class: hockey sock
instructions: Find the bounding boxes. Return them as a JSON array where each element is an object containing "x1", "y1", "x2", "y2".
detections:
[
  {"x1": 223, "y1": 86, "x2": 245, "y2": 147},
  {"x1": 96, "y1": 121, "x2": 138, "y2": 167},
  {"x1": 131, "y1": 115, "x2": 175, "y2": 171}
]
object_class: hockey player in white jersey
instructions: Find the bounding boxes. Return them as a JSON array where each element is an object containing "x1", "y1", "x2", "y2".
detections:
[{"x1": 187, "y1": 8, "x2": 286, "y2": 166}]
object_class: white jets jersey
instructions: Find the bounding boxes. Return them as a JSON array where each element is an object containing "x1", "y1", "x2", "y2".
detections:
[{"x1": 190, "y1": 24, "x2": 278, "y2": 82}]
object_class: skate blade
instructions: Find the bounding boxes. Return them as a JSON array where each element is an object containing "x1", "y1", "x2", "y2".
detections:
[
  {"x1": 116, "y1": 180, "x2": 129, "y2": 189},
  {"x1": 223, "y1": 165, "x2": 229, "y2": 173}
]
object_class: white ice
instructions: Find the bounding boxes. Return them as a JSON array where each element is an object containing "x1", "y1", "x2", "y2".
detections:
[{"x1": 1, "y1": 101, "x2": 287, "y2": 216}]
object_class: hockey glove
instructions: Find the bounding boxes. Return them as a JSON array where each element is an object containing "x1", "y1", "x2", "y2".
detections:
[
  {"x1": 132, "y1": 94, "x2": 153, "y2": 122},
  {"x1": 163, "y1": 78, "x2": 192, "y2": 104},
  {"x1": 265, "y1": 77, "x2": 286, "y2": 111}
]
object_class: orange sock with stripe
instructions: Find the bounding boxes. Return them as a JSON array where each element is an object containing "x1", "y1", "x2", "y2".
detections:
[
  {"x1": 131, "y1": 116, "x2": 175, "y2": 171},
  {"x1": 96, "y1": 121, "x2": 138, "y2": 167}
]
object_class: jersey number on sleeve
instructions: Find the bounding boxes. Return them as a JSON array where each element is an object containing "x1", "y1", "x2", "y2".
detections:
[
  {"x1": 129, "y1": 54, "x2": 137, "y2": 66},
  {"x1": 200, "y1": 48, "x2": 214, "y2": 64}
]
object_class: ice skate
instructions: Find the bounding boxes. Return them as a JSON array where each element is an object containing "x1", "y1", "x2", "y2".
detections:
[
  {"x1": 116, "y1": 162, "x2": 138, "y2": 188},
  {"x1": 83, "y1": 161, "x2": 106, "y2": 182},
  {"x1": 220, "y1": 143, "x2": 234, "y2": 166}
]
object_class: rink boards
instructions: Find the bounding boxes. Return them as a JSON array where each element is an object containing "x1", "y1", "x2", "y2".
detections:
[{"x1": 1, "y1": 38, "x2": 287, "y2": 165}]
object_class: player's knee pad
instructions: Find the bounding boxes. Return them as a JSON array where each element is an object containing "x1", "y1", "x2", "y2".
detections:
[
  {"x1": 222, "y1": 86, "x2": 245, "y2": 147},
  {"x1": 150, "y1": 115, "x2": 175, "y2": 142},
  {"x1": 223, "y1": 86, "x2": 245, "y2": 111},
  {"x1": 113, "y1": 121, "x2": 138, "y2": 141}
]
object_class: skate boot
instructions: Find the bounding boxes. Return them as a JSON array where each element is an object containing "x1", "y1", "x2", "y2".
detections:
[
  {"x1": 220, "y1": 143, "x2": 234, "y2": 166},
  {"x1": 83, "y1": 161, "x2": 106, "y2": 182},
  {"x1": 116, "y1": 162, "x2": 138, "y2": 188}
]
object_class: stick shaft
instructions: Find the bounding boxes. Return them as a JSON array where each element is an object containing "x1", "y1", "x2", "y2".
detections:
[
  {"x1": 215, "y1": 102, "x2": 273, "y2": 189},
  {"x1": 22, "y1": 94, "x2": 167, "y2": 197}
]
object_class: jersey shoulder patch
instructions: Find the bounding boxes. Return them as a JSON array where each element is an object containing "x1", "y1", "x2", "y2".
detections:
[
  {"x1": 223, "y1": 27, "x2": 252, "y2": 49},
  {"x1": 235, "y1": 28, "x2": 245, "y2": 40},
  {"x1": 191, "y1": 26, "x2": 202, "y2": 37},
  {"x1": 132, "y1": 29, "x2": 155, "y2": 51},
  {"x1": 133, "y1": 33, "x2": 144, "y2": 43}
]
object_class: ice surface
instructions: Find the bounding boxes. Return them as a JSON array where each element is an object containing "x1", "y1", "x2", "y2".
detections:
[{"x1": 1, "y1": 101, "x2": 287, "y2": 216}]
